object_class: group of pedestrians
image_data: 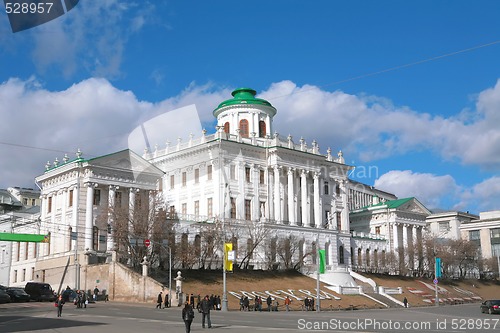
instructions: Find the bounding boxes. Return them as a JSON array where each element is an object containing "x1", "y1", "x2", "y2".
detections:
[
  {"x1": 182, "y1": 295, "x2": 212, "y2": 333},
  {"x1": 156, "y1": 291, "x2": 170, "y2": 309}
]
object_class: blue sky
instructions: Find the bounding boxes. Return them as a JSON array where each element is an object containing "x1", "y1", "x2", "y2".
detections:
[{"x1": 1, "y1": 0, "x2": 500, "y2": 214}]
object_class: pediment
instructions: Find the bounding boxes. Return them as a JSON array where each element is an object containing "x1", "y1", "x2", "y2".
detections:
[
  {"x1": 397, "y1": 198, "x2": 431, "y2": 215},
  {"x1": 88, "y1": 149, "x2": 164, "y2": 177}
]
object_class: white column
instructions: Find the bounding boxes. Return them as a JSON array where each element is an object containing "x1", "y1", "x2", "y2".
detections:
[
  {"x1": 252, "y1": 165, "x2": 260, "y2": 220},
  {"x1": 238, "y1": 162, "x2": 245, "y2": 219},
  {"x1": 85, "y1": 183, "x2": 95, "y2": 251},
  {"x1": 313, "y1": 172, "x2": 321, "y2": 228},
  {"x1": 107, "y1": 185, "x2": 117, "y2": 251},
  {"x1": 402, "y1": 224, "x2": 409, "y2": 247},
  {"x1": 300, "y1": 170, "x2": 308, "y2": 226},
  {"x1": 392, "y1": 223, "x2": 400, "y2": 256},
  {"x1": 273, "y1": 165, "x2": 281, "y2": 223},
  {"x1": 129, "y1": 188, "x2": 136, "y2": 234},
  {"x1": 265, "y1": 167, "x2": 271, "y2": 219},
  {"x1": 287, "y1": 167, "x2": 296, "y2": 225},
  {"x1": 340, "y1": 180, "x2": 349, "y2": 231}
]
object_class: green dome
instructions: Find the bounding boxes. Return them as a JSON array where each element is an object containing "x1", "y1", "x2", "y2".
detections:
[{"x1": 213, "y1": 88, "x2": 276, "y2": 117}]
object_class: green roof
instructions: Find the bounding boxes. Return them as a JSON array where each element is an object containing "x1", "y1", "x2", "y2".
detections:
[
  {"x1": 357, "y1": 197, "x2": 414, "y2": 211},
  {"x1": 213, "y1": 88, "x2": 276, "y2": 117}
]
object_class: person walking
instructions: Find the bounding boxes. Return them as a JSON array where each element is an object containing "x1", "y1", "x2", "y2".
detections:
[
  {"x1": 266, "y1": 295, "x2": 272, "y2": 312},
  {"x1": 403, "y1": 297, "x2": 408, "y2": 308},
  {"x1": 93, "y1": 286, "x2": 99, "y2": 301},
  {"x1": 284, "y1": 296, "x2": 291, "y2": 312},
  {"x1": 56, "y1": 294, "x2": 65, "y2": 317},
  {"x1": 164, "y1": 292, "x2": 169, "y2": 309},
  {"x1": 182, "y1": 301, "x2": 195, "y2": 333},
  {"x1": 200, "y1": 295, "x2": 212, "y2": 329},
  {"x1": 156, "y1": 292, "x2": 163, "y2": 309}
]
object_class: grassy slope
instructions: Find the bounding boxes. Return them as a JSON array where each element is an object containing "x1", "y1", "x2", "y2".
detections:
[{"x1": 167, "y1": 269, "x2": 500, "y2": 310}]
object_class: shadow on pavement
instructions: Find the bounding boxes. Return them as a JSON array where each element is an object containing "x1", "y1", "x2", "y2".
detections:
[{"x1": 0, "y1": 316, "x2": 106, "y2": 332}]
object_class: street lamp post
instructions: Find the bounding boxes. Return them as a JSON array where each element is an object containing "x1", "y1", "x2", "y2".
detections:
[
  {"x1": 221, "y1": 218, "x2": 228, "y2": 312},
  {"x1": 161, "y1": 240, "x2": 172, "y2": 306}
]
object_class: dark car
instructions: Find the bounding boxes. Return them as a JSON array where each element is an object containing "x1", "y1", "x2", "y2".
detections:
[
  {"x1": 0, "y1": 290, "x2": 11, "y2": 304},
  {"x1": 24, "y1": 282, "x2": 56, "y2": 302},
  {"x1": 480, "y1": 300, "x2": 500, "y2": 314},
  {"x1": 6, "y1": 288, "x2": 31, "y2": 302}
]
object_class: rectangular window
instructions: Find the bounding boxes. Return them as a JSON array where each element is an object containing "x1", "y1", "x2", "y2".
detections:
[
  {"x1": 324, "y1": 182, "x2": 329, "y2": 195},
  {"x1": 491, "y1": 228, "x2": 500, "y2": 239},
  {"x1": 16, "y1": 242, "x2": 20, "y2": 261},
  {"x1": 470, "y1": 230, "x2": 480, "y2": 241},
  {"x1": 68, "y1": 189, "x2": 73, "y2": 207},
  {"x1": 336, "y1": 212, "x2": 342, "y2": 231},
  {"x1": 194, "y1": 169, "x2": 200, "y2": 184},
  {"x1": 207, "y1": 198, "x2": 213, "y2": 218},
  {"x1": 182, "y1": 203, "x2": 187, "y2": 215},
  {"x1": 13, "y1": 270, "x2": 17, "y2": 283},
  {"x1": 168, "y1": 205, "x2": 176, "y2": 219},
  {"x1": 170, "y1": 175, "x2": 175, "y2": 189},
  {"x1": 31, "y1": 267, "x2": 35, "y2": 280},
  {"x1": 115, "y1": 191, "x2": 122, "y2": 208},
  {"x1": 335, "y1": 184, "x2": 340, "y2": 196},
  {"x1": 207, "y1": 165, "x2": 213, "y2": 181},
  {"x1": 245, "y1": 167, "x2": 251, "y2": 183},
  {"x1": 93, "y1": 189, "x2": 101, "y2": 206},
  {"x1": 439, "y1": 221, "x2": 450, "y2": 232},
  {"x1": 25, "y1": 243, "x2": 28, "y2": 260},
  {"x1": 33, "y1": 243, "x2": 37, "y2": 258},
  {"x1": 230, "y1": 198, "x2": 236, "y2": 219},
  {"x1": 31, "y1": 198, "x2": 36, "y2": 206},
  {"x1": 47, "y1": 196, "x2": 52, "y2": 213},
  {"x1": 182, "y1": 172, "x2": 187, "y2": 187},
  {"x1": 260, "y1": 170, "x2": 265, "y2": 184},
  {"x1": 375, "y1": 226, "x2": 381, "y2": 235},
  {"x1": 23, "y1": 198, "x2": 28, "y2": 205},
  {"x1": 492, "y1": 244, "x2": 500, "y2": 257},
  {"x1": 245, "y1": 199, "x2": 251, "y2": 221},
  {"x1": 93, "y1": 227, "x2": 98, "y2": 251},
  {"x1": 22, "y1": 269, "x2": 26, "y2": 282},
  {"x1": 194, "y1": 200, "x2": 199, "y2": 216},
  {"x1": 230, "y1": 165, "x2": 236, "y2": 180}
]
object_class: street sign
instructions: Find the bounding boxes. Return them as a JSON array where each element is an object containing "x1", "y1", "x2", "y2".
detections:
[
  {"x1": 433, "y1": 278, "x2": 438, "y2": 284},
  {"x1": 144, "y1": 239, "x2": 151, "y2": 247}
]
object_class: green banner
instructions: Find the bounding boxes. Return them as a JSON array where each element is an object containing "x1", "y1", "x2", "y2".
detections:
[
  {"x1": 319, "y1": 249, "x2": 326, "y2": 274},
  {"x1": 0, "y1": 233, "x2": 49, "y2": 243}
]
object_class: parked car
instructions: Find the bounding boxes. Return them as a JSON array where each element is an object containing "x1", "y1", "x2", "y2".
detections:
[
  {"x1": 24, "y1": 282, "x2": 56, "y2": 302},
  {"x1": 6, "y1": 288, "x2": 31, "y2": 302},
  {"x1": 480, "y1": 300, "x2": 500, "y2": 314},
  {"x1": 0, "y1": 290, "x2": 11, "y2": 304}
]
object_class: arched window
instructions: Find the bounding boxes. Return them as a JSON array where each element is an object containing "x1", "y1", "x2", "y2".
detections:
[
  {"x1": 366, "y1": 249, "x2": 370, "y2": 267},
  {"x1": 357, "y1": 248, "x2": 362, "y2": 266},
  {"x1": 259, "y1": 120, "x2": 266, "y2": 137},
  {"x1": 223, "y1": 122, "x2": 230, "y2": 134},
  {"x1": 194, "y1": 235, "x2": 201, "y2": 257},
  {"x1": 239, "y1": 119, "x2": 249, "y2": 138},
  {"x1": 339, "y1": 246, "x2": 345, "y2": 264}
]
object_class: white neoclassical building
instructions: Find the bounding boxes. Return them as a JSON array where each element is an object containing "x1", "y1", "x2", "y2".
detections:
[{"x1": 26, "y1": 87, "x2": 430, "y2": 291}]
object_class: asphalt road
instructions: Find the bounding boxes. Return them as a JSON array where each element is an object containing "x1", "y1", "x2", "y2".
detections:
[{"x1": 0, "y1": 301, "x2": 497, "y2": 332}]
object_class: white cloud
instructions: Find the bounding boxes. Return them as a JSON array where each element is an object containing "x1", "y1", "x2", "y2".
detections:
[
  {"x1": 0, "y1": 78, "x2": 227, "y2": 189},
  {"x1": 374, "y1": 170, "x2": 460, "y2": 210},
  {"x1": 459, "y1": 177, "x2": 500, "y2": 212},
  {"x1": 260, "y1": 80, "x2": 500, "y2": 171},
  {"x1": 29, "y1": 0, "x2": 158, "y2": 78}
]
